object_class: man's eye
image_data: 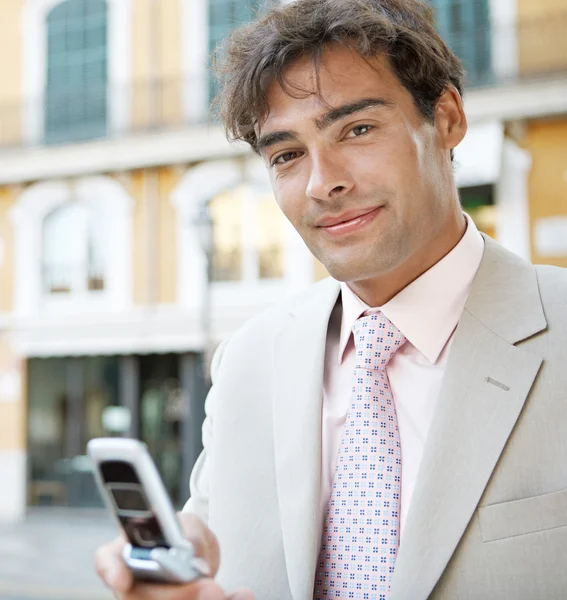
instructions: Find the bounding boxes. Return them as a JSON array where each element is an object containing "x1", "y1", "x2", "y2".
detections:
[
  {"x1": 273, "y1": 151, "x2": 298, "y2": 165},
  {"x1": 348, "y1": 124, "x2": 374, "y2": 137}
]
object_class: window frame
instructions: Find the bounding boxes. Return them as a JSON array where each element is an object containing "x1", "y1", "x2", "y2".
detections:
[
  {"x1": 10, "y1": 176, "x2": 134, "y2": 317},
  {"x1": 430, "y1": 0, "x2": 493, "y2": 87},
  {"x1": 22, "y1": 0, "x2": 132, "y2": 146},
  {"x1": 44, "y1": 0, "x2": 109, "y2": 144},
  {"x1": 171, "y1": 158, "x2": 313, "y2": 311}
]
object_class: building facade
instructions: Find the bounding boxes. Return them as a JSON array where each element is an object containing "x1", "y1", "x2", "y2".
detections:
[{"x1": 0, "y1": 0, "x2": 565, "y2": 521}]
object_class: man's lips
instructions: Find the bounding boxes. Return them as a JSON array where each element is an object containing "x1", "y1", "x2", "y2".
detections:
[
  {"x1": 314, "y1": 206, "x2": 384, "y2": 236},
  {"x1": 315, "y1": 207, "x2": 383, "y2": 228}
]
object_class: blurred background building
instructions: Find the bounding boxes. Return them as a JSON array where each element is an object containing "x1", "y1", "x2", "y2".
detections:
[{"x1": 0, "y1": 0, "x2": 565, "y2": 522}]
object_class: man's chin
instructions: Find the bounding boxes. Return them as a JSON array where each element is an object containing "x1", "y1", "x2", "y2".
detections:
[{"x1": 321, "y1": 262, "x2": 374, "y2": 284}]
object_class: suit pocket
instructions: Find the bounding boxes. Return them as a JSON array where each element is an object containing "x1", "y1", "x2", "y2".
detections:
[{"x1": 479, "y1": 489, "x2": 567, "y2": 542}]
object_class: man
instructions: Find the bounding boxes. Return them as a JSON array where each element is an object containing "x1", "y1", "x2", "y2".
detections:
[{"x1": 96, "y1": 0, "x2": 567, "y2": 598}]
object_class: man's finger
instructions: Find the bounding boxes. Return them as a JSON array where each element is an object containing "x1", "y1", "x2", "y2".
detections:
[
  {"x1": 177, "y1": 513, "x2": 221, "y2": 577},
  {"x1": 95, "y1": 535, "x2": 133, "y2": 594}
]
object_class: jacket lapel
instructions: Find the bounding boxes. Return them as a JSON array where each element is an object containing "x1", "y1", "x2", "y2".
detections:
[
  {"x1": 390, "y1": 237, "x2": 547, "y2": 600},
  {"x1": 273, "y1": 279, "x2": 340, "y2": 600}
]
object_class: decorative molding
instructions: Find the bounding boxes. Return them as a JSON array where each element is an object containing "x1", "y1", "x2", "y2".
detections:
[
  {"x1": 464, "y1": 74, "x2": 567, "y2": 124},
  {"x1": 9, "y1": 176, "x2": 134, "y2": 317},
  {"x1": 9, "y1": 303, "x2": 267, "y2": 357},
  {"x1": 0, "y1": 125, "x2": 242, "y2": 185}
]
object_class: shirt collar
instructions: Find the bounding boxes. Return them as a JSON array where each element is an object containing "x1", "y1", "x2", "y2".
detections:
[{"x1": 338, "y1": 213, "x2": 485, "y2": 365}]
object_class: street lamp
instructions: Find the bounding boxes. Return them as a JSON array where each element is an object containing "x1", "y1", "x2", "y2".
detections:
[{"x1": 193, "y1": 202, "x2": 214, "y2": 384}]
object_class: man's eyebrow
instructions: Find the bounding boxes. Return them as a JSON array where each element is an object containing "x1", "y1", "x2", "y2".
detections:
[
  {"x1": 256, "y1": 130, "x2": 299, "y2": 155},
  {"x1": 315, "y1": 98, "x2": 395, "y2": 130},
  {"x1": 256, "y1": 98, "x2": 394, "y2": 154}
]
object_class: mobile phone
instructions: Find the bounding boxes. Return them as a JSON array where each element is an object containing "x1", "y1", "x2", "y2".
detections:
[{"x1": 87, "y1": 437, "x2": 209, "y2": 584}]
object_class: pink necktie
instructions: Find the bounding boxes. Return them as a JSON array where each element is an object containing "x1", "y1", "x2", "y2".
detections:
[{"x1": 315, "y1": 312, "x2": 406, "y2": 600}]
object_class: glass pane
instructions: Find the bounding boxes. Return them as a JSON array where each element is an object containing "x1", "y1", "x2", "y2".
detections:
[
  {"x1": 87, "y1": 206, "x2": 107, "y2": 291},
  {"x1": 27, "y1": 356, "x2": 120, "y2": 508},
  {"x1": 138, "y1": 354, "x2": 184, "y2": 506},
  {"x1": 208, "y1": 0, "x2": 262, "y2": 100},
  {"x1": 65, "y1": 30, "x2": 84, "y2": 52},
  {"x1": 450, "y1": 2, "x2": 462, "y2": 34},
  {"x1": 42, "y1": 203, "x2": 87, "y2": 294},
  {"x1": 209, "y1": 187, "x2": 244, "y2": 282},
  {"x1": 430, "y1": 0, "x2": 492, "y2": 87},
  {"x1": 27, "y1": 358, "x2": 68, "y2": 506},
  {"x1": 255, "y1": 194, "x2": 286, "y2": 280},
  {"x1": 86, "y1": 24, "x2": 105, "y2": 49}
]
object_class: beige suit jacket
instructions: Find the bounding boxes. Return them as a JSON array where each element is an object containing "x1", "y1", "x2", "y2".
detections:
[{"x1": 185, "y1": 236, "x2": 567, "y2": 599}]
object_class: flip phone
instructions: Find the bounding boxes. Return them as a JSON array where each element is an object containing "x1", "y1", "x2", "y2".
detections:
[{"x1": 87, "y1": 437, "x2": 209, "y2": 584}]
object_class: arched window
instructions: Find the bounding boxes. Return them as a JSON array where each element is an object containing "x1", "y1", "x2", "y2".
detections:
[
  {"x1": 11, "y1": 177, "x2": 133, "y2": 316},
  {"x1": 171, "y1": 158, "x2": 313, "y2": 313},
  {"x1": 430, "y1": 0, "x2": 492, "y2": 87},
  {"x1": 208, "y1": 184, "x2": 286, "y2": 283},
  {"x1": 45, "y1": 0, "x2": 108, "y2": 143},
  {"x1": 42, "y1": 201, "x2": 107, "y2": 294}
]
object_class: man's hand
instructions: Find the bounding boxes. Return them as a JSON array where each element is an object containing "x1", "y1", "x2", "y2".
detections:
[{"x1": 95, "y1": 513, "x2": 254, "y2": 600}]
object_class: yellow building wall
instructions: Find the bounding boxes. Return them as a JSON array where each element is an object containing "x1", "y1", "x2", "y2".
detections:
[
  {"x1": 160, "y1": 0, "x2": 184, "y2": 128},
  {"x1": 525, "y1": 118, "x2": 567, "y2": 268},
  {"x1": 0, "y1": 187, "x2": 16, "y2": 313},
  {"x1": 157, "y1": 168, "x2": 178, "y2": 304},
  {"x1": 131, "y1": 170, "x2": 146, "y2": 306},
  {"x1": 0, "y1": 0, "x2": 24, "y2": 146},
  {"x1": 0, "y1": 337, "x2": 26, "y2": 451},
  {"x1": 130, "y1": 167, "x2": 179, "y2": 306},
  {"x1": 131, "y1": 0, "x2": 183, "y2": 130},
  {"x1": 517, "y1": 0, "x2": 567, "y2": 76},
  {"x1": 518, "y1": 0, "x2": 567, "y2": 15}
]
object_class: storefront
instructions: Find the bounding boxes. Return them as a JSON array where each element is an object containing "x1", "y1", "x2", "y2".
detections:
[{"x1": 26, "y1": 352, "x2": 206, "y2": 509}]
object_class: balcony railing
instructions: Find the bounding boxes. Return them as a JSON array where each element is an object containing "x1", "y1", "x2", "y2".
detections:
[
  {"x1": 43, "y1": 262, "x2": 106, "y2": 295},
  {"x1": 0, "y1": 11, "x2": 564, "y2": 150}
]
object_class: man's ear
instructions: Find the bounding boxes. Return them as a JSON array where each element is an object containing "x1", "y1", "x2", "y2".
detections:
[{"x1": 435, "y1": 85, "x2": 467, "y2": 152}]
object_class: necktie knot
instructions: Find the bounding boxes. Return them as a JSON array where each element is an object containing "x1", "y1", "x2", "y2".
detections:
[{"x1": 352, "y1": 312, "x2": 406, "y2": 371}]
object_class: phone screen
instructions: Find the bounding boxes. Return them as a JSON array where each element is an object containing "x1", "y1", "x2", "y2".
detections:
[{"x1": 99, "y1": 460, "x2": 169, "y2": 549}]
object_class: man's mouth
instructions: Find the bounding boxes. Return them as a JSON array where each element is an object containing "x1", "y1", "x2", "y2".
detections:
[{"x1": 315, "y1": 206, "x2": 384, "y2": 236}]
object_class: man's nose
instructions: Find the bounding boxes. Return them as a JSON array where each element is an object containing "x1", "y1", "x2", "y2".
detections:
[{"x1": 306, "y1": 151, "x2": 355, "y2": 201}]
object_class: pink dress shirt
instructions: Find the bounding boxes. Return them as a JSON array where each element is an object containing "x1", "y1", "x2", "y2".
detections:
[{"x1": 320, "y1": 214, "x2": 485, "y2": 539}]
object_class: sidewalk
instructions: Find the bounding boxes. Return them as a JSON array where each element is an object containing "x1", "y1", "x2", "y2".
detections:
[{"x1": 0, "y1": 508, "x2": 116, "y2": 600}]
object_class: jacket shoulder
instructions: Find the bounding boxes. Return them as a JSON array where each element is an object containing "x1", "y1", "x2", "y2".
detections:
[
  {"x1": 535, "y1": 264, "x2": 567, "y2": 300},
  {"x1": 535, "y1": 264, "x2": 567, "y2": 328},
  {"x1": 220, "y1": 277, "x2": 339, "y2": 354}
]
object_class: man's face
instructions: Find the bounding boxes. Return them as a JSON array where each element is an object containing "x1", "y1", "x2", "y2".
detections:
[{"x1": 258, "y1": 44, "x2": 465, "y2": 285}]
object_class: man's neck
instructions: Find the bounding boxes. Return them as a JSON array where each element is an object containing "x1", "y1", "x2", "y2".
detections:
[{"x1": 348, "y1": 213, "x2": 468, "y2": 307}]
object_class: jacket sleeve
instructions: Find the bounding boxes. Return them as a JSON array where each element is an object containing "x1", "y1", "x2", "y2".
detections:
[{"x1": 182, "y1": 337, "x2": 230, "y2": 524}]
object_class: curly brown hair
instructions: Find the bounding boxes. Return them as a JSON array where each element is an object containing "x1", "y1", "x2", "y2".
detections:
[{"x1": 212, "y1": 0, "x2": 465, "y2": 153}]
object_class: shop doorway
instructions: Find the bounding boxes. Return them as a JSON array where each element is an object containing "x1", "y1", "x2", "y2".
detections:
[{"x1": 27, "y1": 352, "x2": 206, "y2": 509}]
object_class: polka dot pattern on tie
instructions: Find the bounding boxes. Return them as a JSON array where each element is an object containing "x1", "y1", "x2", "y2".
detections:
[{"x1": 314, "y1": 312, "x2": 406, "y2": 600}]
